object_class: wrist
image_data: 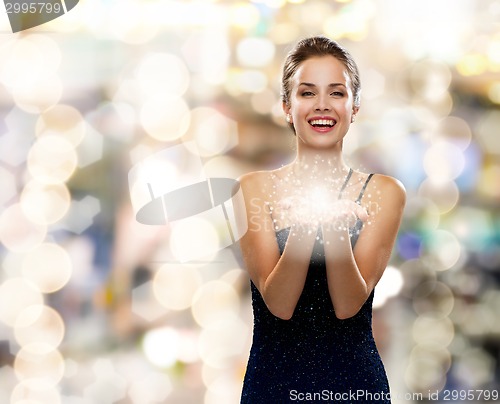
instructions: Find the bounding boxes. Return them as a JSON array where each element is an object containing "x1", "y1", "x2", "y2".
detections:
[
  {"x1": 290, "y1": 222, "x2": 320, "y2": 238},
  {"x1": 321, "y1": 222, "x2": 350, "y2": 242}
]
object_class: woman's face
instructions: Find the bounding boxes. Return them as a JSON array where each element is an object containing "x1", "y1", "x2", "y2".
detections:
[{"x1": 284, "y1": 55, "x2": 358, "y2": 150}]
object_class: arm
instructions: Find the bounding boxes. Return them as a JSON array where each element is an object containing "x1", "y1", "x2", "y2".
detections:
[
  {"x1": 322, "y1": 175, "x2": 406, "y2": 319},
  {"x1": 236, "y1": 173, "x2": 317, "y2": 320}
]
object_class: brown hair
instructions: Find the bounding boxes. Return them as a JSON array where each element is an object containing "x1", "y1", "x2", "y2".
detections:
[{"x1": 281, "y1": 36, "x2": 361, "y2": 108}]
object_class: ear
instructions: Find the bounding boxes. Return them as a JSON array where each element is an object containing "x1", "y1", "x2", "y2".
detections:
[
  {"x1": 282, "y1": 101, "x2": 290, "y2": 116},
  {"x1": 352, "y1": 106, "x2": 359, "y2": 117},
  {"x1": 283, "y1": 101, "x2": 293, "y2": 124}
]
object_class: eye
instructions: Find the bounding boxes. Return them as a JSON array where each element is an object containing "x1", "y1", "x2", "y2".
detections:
[
  {"x1": 301, "y1": 91, "x2": 315, "y2": 97},
  {"x1": 331, "y1": 91, "x2": 344, "y2": 97}
]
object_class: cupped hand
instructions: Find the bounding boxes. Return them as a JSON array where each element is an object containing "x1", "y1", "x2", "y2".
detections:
[
  {"x1": 274, "y1": 196, "x2": 368, "y2": 231},
  {"x1": 322, "y1": 199, "x2": 368, "y2": 231},
  {"x1": 274, "y1": 195, "x2": 318, "y2": 228}
]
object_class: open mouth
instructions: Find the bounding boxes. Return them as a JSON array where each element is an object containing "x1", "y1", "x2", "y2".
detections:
[{"x1": 308, "y1": 119, "x2": 336, "y2": 128}]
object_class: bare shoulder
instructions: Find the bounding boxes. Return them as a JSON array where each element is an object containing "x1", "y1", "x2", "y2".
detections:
[
  {"x1": 238, "y1": 170, "x2": 267, "y2": 189},
  {"x1": 370, "y1": 174, "x2": 406, "y2": 204},
  {"x1": 237, "y1": 168, "x2": 280, "y2": 199}
]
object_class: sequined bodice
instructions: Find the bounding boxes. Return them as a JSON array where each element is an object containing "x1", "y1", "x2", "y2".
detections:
[{"x1": 251, "y1": 224, "x2": 374, "y2": 339}]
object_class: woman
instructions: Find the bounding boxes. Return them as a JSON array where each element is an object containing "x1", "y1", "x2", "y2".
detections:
[{"x1": 237, "y1": 36, "x2": 406, "y2": 403}]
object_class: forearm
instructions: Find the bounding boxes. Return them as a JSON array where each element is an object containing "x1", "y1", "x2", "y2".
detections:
[
  {"x1": 261, "y1": 226, "x2": 317, "y2": 320},
  {"x1": 322, "y1": 226, "x2": 369, "y2": 319}
]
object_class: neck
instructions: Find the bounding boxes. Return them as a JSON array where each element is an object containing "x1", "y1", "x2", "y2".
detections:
[{"x1": 292, "y1": 144, "x2": 349, "y2": 180}]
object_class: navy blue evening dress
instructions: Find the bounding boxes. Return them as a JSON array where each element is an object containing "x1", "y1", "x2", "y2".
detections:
[{"x1": 241, "y1": 173, "x2": 391, "y2": 403}]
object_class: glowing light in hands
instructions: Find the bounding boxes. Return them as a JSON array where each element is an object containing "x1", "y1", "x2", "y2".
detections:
[
  {"x1": 310, "y1": 187, "x2": 331, "y2": 219},
  {"x1": 275, "y1": 183, "x2": 363, "y2": 230}
]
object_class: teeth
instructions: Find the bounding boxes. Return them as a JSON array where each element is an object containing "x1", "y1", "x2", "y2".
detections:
[{"x1": 310, "y1": 119, "x2": 335, "y2": 126}]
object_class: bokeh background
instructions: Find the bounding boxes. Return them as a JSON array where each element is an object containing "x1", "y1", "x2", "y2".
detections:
[{"x1": 1, "y1": 0, "x2": 499, "y2": 403}]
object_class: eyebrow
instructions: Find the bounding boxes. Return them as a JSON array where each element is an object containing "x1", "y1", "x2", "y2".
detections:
[{"x1": 298, "y1": 82, "x2": 347, "y2": 88}]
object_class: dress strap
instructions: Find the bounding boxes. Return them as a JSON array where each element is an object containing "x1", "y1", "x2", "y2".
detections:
[
  {"x1": 355, "y1": 173, "x2": 374, "y2": 204},
  {"x1": 337, "y1": 168, "x2": 353, "y2": 200}
]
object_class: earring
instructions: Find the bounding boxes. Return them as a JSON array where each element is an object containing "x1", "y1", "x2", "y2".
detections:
[
  {"x1": 286, "y1": 114, "x2": 292, "y2": 123},
  {"x1": 351, "y1": 115, "x2": 356, "y2": 123}
]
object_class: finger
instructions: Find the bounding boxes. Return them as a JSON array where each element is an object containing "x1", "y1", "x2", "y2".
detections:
[
  {"x1": 277, "y1": 198, "x2": 292, "y2": 210},
  {"x1": 355, "y1": 205, "x2": 369, "y2": 221}
]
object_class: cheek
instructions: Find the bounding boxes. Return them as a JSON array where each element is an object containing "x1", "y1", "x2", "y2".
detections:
[
  {"x1": 289, "y1": 103, "x2": 307, "y2": 118},
  {"x1": 338, "y1": 99, "x2": 354, "y2": 115}
]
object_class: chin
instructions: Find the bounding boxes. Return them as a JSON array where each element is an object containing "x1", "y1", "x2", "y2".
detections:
[{"x1": 297, "y1": 133, "x2": 344, "y2": 150}]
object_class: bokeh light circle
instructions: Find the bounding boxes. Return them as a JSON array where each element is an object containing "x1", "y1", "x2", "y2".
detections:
[
  {"x1": 204, "y1": 373, "x2": 242, "y2": 404},
  {"x1": 423, "y1": 141, "x2": 465, "y2": 183},
  {"x1": 198, "y1": 315, "x2": 248, "y2": 368},
  {"x1": 372, "y1": 266, "x2": 404, "y2": 308},
  {"x1": 418, "y1": 179, "x2": 459, "y2": 214},
  {"x1": 423, "y1": 230, "x2": 462, "y2": 271},
  {"x1": 128, "y1": 371, "x2": 172, "y2": 404},
  {"x1": 487, "y1": 82, "x2": 500, "y2": 104},
  {"x1": 136, "y1": 53, "x2": 190, "y2": 98},
  {"x1": 412, "y1": 314, "x2": 455, "y2": 346},
  {"x1": 36, "y1": 104, "x2": 86, "y2": 147},
  {"x1": 413, "y1": 281, "x2": 455, "y2": 318},
  {"x1": 399, "y1": 259, "x2": 437, "y2": 298},
  {"x1": 476, "y1": 110, "x2": 500, "y2": 155},
  {"x1": 14, "y1": 344, "x2": 65, "y2": 386},
  {"x1": 229, "y1": 3, "x2": 260, "y2": 30},
  {"x1": 434, "y1": 116, "x2": 472, "y2": 150},
  {"x1": 24, "y1": 35, "x2": 62, "y2": 74},
  {"x1": 0, "y1": 204, "x2": 47, "y2": 253},
  {"x1": 109, "y1": 0, "x2": 160, "y2": 44},
  {"x1": 13, "y1": 74, "x2": 63, "y2": 114},
  {"x1": 182, "y1": 107, "x2": 236, "y2": 157},
  {"x1": 0, "y1": 278, "x2": 44, "y2": 327},
  {"x1": 22, "y1": 243, "x2": 72, "y2": 293},
  {"x1": 142, "y1": 326, "x2": 181, "y2": 368},
  {"x1": 27, "y1": 135, "x2": 78, "y2": 184},
  {"x1": 170, "y1": 217, "x2": 220, "y2": 263},
  {"x1": 140, "y1": 96, "x2": 191, "y2": 141},
  {"x1": 20, "y1": 181, "x2": 71, "y2": 225},
  {"x1": 11, "y1": 379, "x2": 61, "y2": 404},
  {"x1": 153, "y1": 265, "x2": 202, "y2": 311},
  {"x1": 410, "y1": 344, "x2": 452, "y2": 374},
  {"x1": 191, "y1": 281, "x2": 239, "y2": 328},
  {"x1": 404, "y1": 197, "x2": 441, "y2": 232},
  {"x1": 232, "y1": 69, "x2": 268, "y2": 94},
  {"x1": 0, "y1": 38, "x2": 43, "y2": 89},
  {"x1": 409, "y1": 59, "x2": 452, "y2": 101},
  {"x1": 202, "y1": 156, "x2": 244, "y2": 182},
  {"x1": 14, "y1": 305, "x2": 65, "y2": 351},
  {"x1": 236, "y1": 37, "x2": 275, "y2": 67},
  {"x1": 405, "y1": 343, "x2": 449, "y2": 393}
]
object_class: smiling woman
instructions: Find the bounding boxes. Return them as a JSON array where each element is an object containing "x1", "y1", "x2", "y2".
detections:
[
  {"x1": 285, "y1": 56, "x2": 356, "y2": 150},
  {"x1": 237, "y1": 36, "x2": 406, "y2": 403}
]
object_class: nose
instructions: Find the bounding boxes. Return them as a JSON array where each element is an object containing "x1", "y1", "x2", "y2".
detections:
[{"x1": 314, "y1": 94, "x2": 331, "y2": 111}]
